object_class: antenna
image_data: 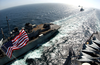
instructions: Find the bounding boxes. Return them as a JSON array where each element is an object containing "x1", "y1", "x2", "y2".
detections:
[{"x1": 6, "y1": 16, "x2": 10, "y2": 35}]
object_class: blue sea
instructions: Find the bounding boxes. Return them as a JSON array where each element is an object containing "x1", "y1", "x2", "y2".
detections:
[{"x1": 0, "y1": 3, "x2": 100, "y2": 65}]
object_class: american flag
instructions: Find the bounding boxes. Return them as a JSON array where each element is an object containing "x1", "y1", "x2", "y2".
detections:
[{"x1": 1, "y1": 29, "x2": 29, "y2": 58}]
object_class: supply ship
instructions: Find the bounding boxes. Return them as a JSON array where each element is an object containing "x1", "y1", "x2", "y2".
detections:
[{"x1": 0, "y1": 18, "x2": 60, "y2": 65}]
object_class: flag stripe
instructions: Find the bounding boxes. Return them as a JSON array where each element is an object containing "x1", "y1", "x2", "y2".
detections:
[
  {"x1": 18, "y1": 36, "x2": 28, "y2": 46},
  {"x1": 18, "y1": 39, "x2": 27, "y2": 48},
  {"x1": 16, "y1": 36, "x2": 28, "y2": 47}
]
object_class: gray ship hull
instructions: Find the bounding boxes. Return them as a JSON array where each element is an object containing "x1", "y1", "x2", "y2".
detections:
[{"x1": 0, "y1": 24, "x2": 60, "y2": 65}]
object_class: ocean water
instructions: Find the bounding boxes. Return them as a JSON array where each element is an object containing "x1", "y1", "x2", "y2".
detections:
[{"x1": 0, "y1": 3, "x2": 100, "y2": 65}]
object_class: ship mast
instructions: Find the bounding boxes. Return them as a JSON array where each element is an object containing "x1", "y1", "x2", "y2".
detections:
[{"x1": 6, "y1": 16, "x2": 10, "y2": 35}]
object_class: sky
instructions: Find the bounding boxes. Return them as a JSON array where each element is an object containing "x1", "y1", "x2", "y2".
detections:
[{"x1": 0, "y1": 0, "x2": 100, "y2": 10}]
